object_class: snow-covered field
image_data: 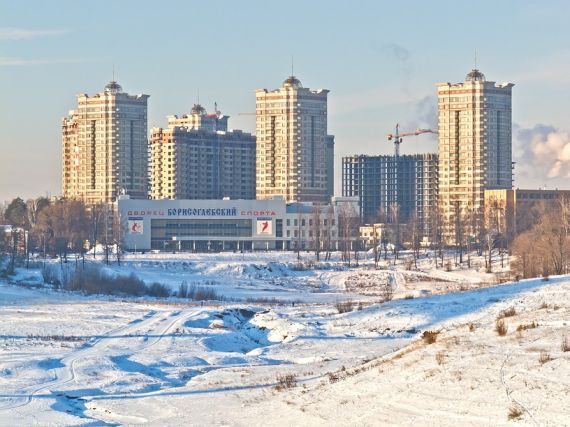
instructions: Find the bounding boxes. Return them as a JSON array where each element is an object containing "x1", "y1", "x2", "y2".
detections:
[{"x1": 0, "y1": 251, "x2": 568, "y2": 426}]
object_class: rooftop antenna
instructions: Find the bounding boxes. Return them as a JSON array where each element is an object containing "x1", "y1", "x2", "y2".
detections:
[
  {"x1": 112, "y1": 63, "x2": 115, "y2": 81},
  {"x1": 291, "y1": 54, "x2": 294, "y2": 76},
  {"x1": 474, "y1": 49, "x2": 478, "y2": 69},
  {"x1": 197, "y1": 88, "x2": 200, "y2": 105}
]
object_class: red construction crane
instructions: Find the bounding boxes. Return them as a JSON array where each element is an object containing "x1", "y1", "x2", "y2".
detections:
[{"x1": 387, "y1": 124, "x2": 438, "y2": 157}]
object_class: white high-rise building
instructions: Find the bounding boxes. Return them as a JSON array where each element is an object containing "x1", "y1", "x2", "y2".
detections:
[
  {"x1": 255, "y1": 76, "x2": 332, "y2": 203},
  {"x1": 62, "y1": 81, "x2": 149, "y2": 204},
  {"x1": 436, "y1": 68, "x2": 514, "y2": 240}
]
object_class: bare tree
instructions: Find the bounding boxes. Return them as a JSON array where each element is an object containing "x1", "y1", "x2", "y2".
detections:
[
  {"x1": 371, "y1": 224, "x2": 380, "y2": 268},
  {"x1": 374, "y1": 207, "x2": 390, "y2": 262},
  {"x1": 453, "y1": 202, "x2": 466, "y2": 265},
  {"x1": 35, "y1": 199, "x2": 90, "y2": 264},
  {"x1": 311, "y1": 203, "x2": 322, "y2": 262},
  {"x1": 428, "y1": 201, "x2": 446, "y2": 268},
  {"x1": 537, "y1": 205, "x2": 569, "y2": 275},
  {"x1": 112, "y1": 206, "x2": 124, "y2": 266},
  {"x1": 485, "y1": 196, "x2": 508, "y2": 268},
  {"x1": 463, "y1": 203, "x2": 476, "y2": 268},
  {"x1": 389, "y1": 202, "x2": 400, "y2": 263},
  {"x1": 338, "y1": 202, "x2": 358, "y2": 266},
  {"x1": 89, "y1": 203, "x2": 105, "y2": 259},
  {"x1": 295, "y1": 210, "x2": 302, "y2": 260},
  {"x1": 323, "y1": 205, "x2": 334, "y2": 261},
  {"x1": 103, "y1": 204, "x2": 110, "y2": 265},
  {"x1": 371, "y1": 207, "x2": 388, "y2": 267},
  {"x1": 512, "y1": 228, "x2": 546, "y2": 279},
  {"x1": 512, "y1": 198, "x2": 570, "y2": 278},
  {"x1": 25, "y1": 197, "x2": 50, "y2": 266},
  {"x1": 405, "y1": 213, "x2": 421, "y2": 269}
]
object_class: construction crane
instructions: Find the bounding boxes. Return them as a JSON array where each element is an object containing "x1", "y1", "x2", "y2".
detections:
[
  {"x1": 387, "y1": 124, "x2": 438, "y2": 157},
  {"x1": 386, "y1": 124, "x2": 438, "y2": 253}
]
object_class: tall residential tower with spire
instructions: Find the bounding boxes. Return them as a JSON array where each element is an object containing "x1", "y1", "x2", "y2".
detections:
[
  {"x1": 436, "y1": 68, "x2": 514, "y2": 241},
  {"x1": 62, "y1": 81, "x2": 149, "y2": 204},
  {"x1": 255, "y1": 76, "x2": 334, "y2": 203}
]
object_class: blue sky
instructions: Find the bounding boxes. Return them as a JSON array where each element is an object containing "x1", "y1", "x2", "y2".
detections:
[{"x1": 1, "y1": 0, "x2": 570, "y2": 202}]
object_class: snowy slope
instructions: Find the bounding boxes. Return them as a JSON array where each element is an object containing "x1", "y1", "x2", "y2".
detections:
[{"x1": 0, "y1": 252, "x2": 567, "y2": 425}]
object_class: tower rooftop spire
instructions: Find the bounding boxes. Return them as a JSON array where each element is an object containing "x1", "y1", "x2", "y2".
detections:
[
  {"x1": 465, "y1": 68, "x2": 485, "y2": 82},
  {"x1": 283, "y1": 75, "x2": 302, "y2": 88},
  {"x1": 104, "y1": 80, "x2": 122, "y2": 93}
]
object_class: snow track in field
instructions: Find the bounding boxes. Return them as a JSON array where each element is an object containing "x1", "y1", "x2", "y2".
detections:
[{"x1": 0, "y1": 308, "x2": 203, "y2": 412}]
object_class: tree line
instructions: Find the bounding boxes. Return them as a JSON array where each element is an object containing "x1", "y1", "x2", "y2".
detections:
[
  {"x1": 0, "y1": 197, "x2": 120, "y2": 272},
  {"x1": 511, "y1": 197, "x2": 570, "y2": 279},
  {"x1": 2, "y1": 192, "x2": 567, "y2": 280},
  {"x1": 360, "y1": 195, "x2": 570, "y2": 278}
]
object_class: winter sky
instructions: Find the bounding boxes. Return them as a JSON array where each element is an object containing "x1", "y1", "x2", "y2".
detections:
[{"x1": 1, "y1": 0, "x2": 570, "y2": 202}]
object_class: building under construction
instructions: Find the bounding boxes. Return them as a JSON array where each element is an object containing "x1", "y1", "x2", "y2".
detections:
[{"x1": 342, "y1": 153, "x2": 438, "y2": 237}]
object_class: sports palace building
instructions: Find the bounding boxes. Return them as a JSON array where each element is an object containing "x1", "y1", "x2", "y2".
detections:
[{"x1": 117, "y1": 195, "x2": 357, "y2": 252}]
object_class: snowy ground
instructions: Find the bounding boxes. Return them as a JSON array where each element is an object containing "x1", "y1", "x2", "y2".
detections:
[{"x1": 0, "y1": 251, "x2": 568, "y2": 426}]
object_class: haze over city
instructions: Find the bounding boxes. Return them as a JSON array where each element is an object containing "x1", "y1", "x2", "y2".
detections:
[
  {"x1": 1, "y1": 0, "x2": 570, "y2": 202},
  {"x1": 3, "y1": 2, "x2": 570, "y2": 426}
]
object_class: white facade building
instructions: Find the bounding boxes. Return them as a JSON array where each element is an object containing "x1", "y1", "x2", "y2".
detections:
[
  {"x1": 62, "y1": 81, "x2": 149, "y2": 204},
  {"x1": 117, "y1": 196, "x2": 352, "y2": 252},
  {"x1": 255, "y1": 76, "x2": 332, "y2": 203},
  {"x1": 437, "y1": 69, "x2": 514, "y2": 240}
]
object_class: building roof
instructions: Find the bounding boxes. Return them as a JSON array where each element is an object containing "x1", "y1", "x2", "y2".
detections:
[
  {"x1": 465, "y1": 68, "x2": 485, "y2": 82},
  {"x1": 282, "y1": 75, "x2": 302, "y2": 89},
  {"x1": 190, "y1": 103, "x2": 207, "y2": 115},
  {"x1": 104, "y1": 80, "x2": 123, "y2": 93}
]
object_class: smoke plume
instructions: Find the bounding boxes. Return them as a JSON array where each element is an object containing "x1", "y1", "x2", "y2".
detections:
[{"x1": 514, "y1": 124, "x2": 570, "y2": 186}]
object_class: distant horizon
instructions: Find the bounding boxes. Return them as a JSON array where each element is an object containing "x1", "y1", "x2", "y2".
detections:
[{"x1": 2, "y1": 0, "x2": 570, "y2": 202}]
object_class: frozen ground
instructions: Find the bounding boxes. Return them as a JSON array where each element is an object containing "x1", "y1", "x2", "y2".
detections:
[{"x1": 0, "y1": 251, "x2": 568, "y2": 426}]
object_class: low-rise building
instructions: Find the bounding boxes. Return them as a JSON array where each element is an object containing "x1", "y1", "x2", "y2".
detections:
[
  {"x1": 359, "y1": 223, "x2": 386, "y2": 247},
  {"x1": 117, "y1": 196, "x2": 354, "y2": 252},
  {"x1": 484, "y1": 188, "x2": 570, "y2": 239},
  {"x1": 1, "y1": 225, "x2": 27, "y2": 255}
]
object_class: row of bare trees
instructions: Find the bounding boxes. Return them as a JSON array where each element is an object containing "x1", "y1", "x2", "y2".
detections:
[
  {"x1": 292, "y1": 203, "x2": 356, "y2": 264},
  {"x1": 362, "y1": 194, "x2": 570, "y2": 278},
  {"x1": 359, "y1": 198, "x2": 509, "y2": 273},
  {"x1": 512, "y1": 197, "x2": 570, "y2": 278},
  {"x1": 0, "y1": 196, "x2": 122, "y2": 273}
]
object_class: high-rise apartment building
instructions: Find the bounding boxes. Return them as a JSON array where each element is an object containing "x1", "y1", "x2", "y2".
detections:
[
  {"x1": 149, "y1": 106, "x2": 256, "y2": 200},
  {"x1": 167, "y1": 103, "x2": 228, "y2": 132},
  {"x1": 437, "y1": 69, "x2": 514, "y2": 240},
  {"x1": 342, "y1": 153, "x2": 438, "y2": 237},
  {"x1": 62, "y1": 81, "x2": 149, "y2": 204},
  {"x1": 255, "y1": 76, "x2": 332, "y2": 203}
]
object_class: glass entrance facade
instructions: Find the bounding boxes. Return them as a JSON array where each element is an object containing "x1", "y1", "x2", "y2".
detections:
[{"x1": 150, "y1": 218, "x2": 253, "y2": 251}]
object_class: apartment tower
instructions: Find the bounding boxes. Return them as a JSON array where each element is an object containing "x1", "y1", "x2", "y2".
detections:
[
  {"x1": 342, "y1": 153, "x2": 438, "y2": 237},
  {"x1": 62, "y1": 81, "x2": 149, "y2": 204},
  {"x1": 436, "y1": 68, "x2": 513, "y2": 240},
  {"x1": 255, "y1": 76, "x2": 332, "y2": 203},
  {"x1": 149, "y1": 105, "x2": 256, "y2": 200}
]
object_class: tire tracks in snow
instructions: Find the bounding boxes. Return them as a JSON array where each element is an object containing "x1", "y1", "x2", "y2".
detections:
[{"x1": 0, "y1": 308, "x2": 175, "y2": 411}]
